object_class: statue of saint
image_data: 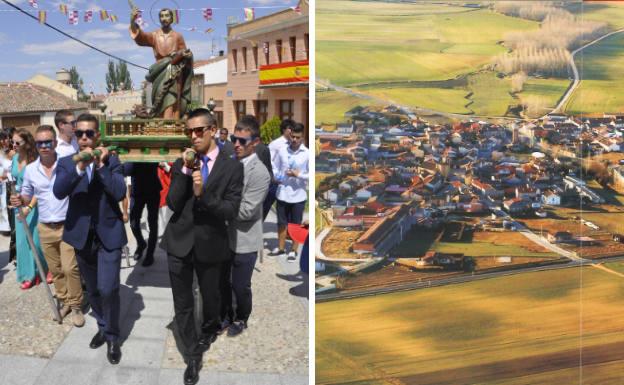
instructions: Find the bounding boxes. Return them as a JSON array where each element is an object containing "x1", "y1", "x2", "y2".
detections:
[{"x1": 130, "y1": 8, "x2": 193, "y2": 119}]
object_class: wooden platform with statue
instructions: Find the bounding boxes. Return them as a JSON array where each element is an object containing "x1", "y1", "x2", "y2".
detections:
[{"x1": 95, "y1": 3, "x2": 196, "y2": 163}]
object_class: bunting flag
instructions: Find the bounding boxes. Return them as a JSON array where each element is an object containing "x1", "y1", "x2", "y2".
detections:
[
  {"x1": 292, "y1": 5, "x2": 301, "y2": 14},
  {"x1": 28, "y1": 0, "x2": 37, "y2": 9},
  {"x1": 84, "y1": 10, "x2": 93, "y2": 23},
  {"x1": 205, "y1": 28, "x2": 213, "y2": 33},
  {"x1": 244, "y1": 8, "x2": 254, "y2": 21},
  {"x1": 110, "y1": 14, "x2": 118, "y2": 23},
  {"x1": 203, "y1": 8, "x2": 212, "y2": 21},
  {"x1": 59, "y1": 3, "x2": 67, "y2": 15},
  {"x1": 100, "y1": 9, "x2": 109, "y2": 20},
  {"x1": 172, "y1": 9, "x2": 179, "y2": 24},
  {"x1": 38, "y1": 10, "x2": 46, "y2": 24},
  {"x1": 68, "y1": 10, "x2": 79, "y2": 25}
]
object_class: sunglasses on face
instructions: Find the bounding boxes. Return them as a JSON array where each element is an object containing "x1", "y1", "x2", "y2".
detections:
[
  {"x1": 63, "y1": 120, "x2": 77, "y2": 126},
  {"x1": 75, "y1": 129, "x2": 96, "y2": 139},
  {"x1": 184, "y1": 126, "x2": 210, "y2": 137},
  {"x1": 35, "y1": 140, "x2": 54, "y2": 149},
  {"x1": 230, "y1": 135, "x2": 254, "y2": 146}
]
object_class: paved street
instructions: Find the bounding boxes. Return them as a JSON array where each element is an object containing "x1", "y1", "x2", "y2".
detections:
[{"x1": 0, "y1": 210, "x2": 308, "y2": 385}]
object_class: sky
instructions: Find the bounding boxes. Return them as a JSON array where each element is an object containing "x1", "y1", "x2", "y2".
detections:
[{"x1": 0, "y1": 0, "x2": 298, "y2": 94}]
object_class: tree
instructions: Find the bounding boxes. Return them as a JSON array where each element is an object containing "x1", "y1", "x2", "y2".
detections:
[
  {"x1": 105, "y1": 60, "x2": 133, "y2": 92},
  {"x1": 69, "y1": 66, "x2": 87, "y2": 101},
  {"x1": 260, "y1": 116, "x2": 281, "y2": 144}
]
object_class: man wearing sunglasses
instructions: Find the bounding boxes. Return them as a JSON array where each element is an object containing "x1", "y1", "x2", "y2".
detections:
[
  {"x1": 53, "y1": 113, "x2": 127, "y2": 366},
  {"x1": 161, "y1": 108, "x2": 243, "y2": 385},
  {"x1": 221, "y1": 115, "x2": 270, "y2": 337},
  {"x1": 16, "y1": 125, "x2": 85, "y2": 327},
  {"x1": 54, "y1": 110, "x2": 79, "y2": 158}
]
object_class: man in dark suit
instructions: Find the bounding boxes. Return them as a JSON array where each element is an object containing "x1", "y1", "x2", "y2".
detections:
[
  {"x1": 53, "y1": 113, "x2": 127, "y2": 365},
  {"x1": 123, "y1": 162, "x2": 162, "y2": 266},
  {"x1": 216, "y1": 127, "x2": 235, "y2": 158},
  {"x1": 161, "y1": 108, "x2": 243, "y2": 385}
]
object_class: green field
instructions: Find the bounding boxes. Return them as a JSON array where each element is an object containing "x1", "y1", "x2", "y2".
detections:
[
  {"x1": 519, "y1": 77, "x2": 572, "y2": 117},
  {"x1": 315, "y1": 90, "x2": 379, "y2": 125},
  {"x1": 317, "y1": 267, "x2": 624, "y2": 384},
  {"x1": 361, "y1": 87, "x2": 471, "y2": 114},
  {"x1": 566, "y1": 2, "x2": 624, "y2": 29},
  {"x1": 566, "y1": 32, "x2": 624, "y2": 115},
  {"x1": 316, "y1": 1, "x2": 537, "y2": 86}
]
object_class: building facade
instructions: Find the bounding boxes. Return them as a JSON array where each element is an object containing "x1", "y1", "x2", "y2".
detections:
[{"x1": 225, "y1": 1, "x2": 309, "y2": 139}]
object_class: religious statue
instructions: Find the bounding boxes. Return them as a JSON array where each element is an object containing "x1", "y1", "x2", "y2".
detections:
[{"x1": 130, "y1": 7, "x2": 193, "y2": 119}]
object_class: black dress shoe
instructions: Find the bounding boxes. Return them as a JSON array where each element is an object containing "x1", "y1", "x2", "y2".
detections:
[
  {"x1": 106, "y1": 341, "x2": 121, "y2": 365},
  {"x1": 184, "y1": 359, "x2": 201, "y2": 385},
  {"x1": 89, "y1": 332, "x2": 106, "y2": 349},
  {"x1": 198, "y1": 333, "x2": 217, "y2": 352},
  {"x1": 227, "y1": 320, "x2": 248, "y2": 337},
  {"x1": 141, "y1": 255, "x2": 154, "y2": 267},
  {"x1": 133, "y1": 246, "x2": 145, "y2": 261}
]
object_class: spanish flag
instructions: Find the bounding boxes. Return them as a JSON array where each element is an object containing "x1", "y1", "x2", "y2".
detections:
[
  {"x1": 100, "y1": 9, "x2": 108, "y2": 21},
  {"x1": 244, "y1": 8, "x2": 254, "y2": 21},
  {"x1": 172, "y1": 9, "x2": 179, "y2": 24},
  {"x1": 59, "y1": 3, "x2": 67, "y2": 15},
  {"x1": 38, "y1": 10, "x2": 46, "y2": 24}
]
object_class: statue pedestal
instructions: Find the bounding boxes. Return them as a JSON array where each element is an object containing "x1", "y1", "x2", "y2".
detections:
[{"x1": 100, "y1": 119, "x2": 189, "y2": 162}]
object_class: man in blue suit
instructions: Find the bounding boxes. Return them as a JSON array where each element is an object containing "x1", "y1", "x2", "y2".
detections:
[{"x1": 53, "y1": 113, "x2": 127, "y2": 365}]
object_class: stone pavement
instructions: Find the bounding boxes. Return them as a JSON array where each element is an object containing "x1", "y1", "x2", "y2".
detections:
[{"x1": 0, "y1": 210, "x2": 308, "y2": 385}]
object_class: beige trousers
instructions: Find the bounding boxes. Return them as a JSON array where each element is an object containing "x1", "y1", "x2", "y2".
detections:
[{"x1": 37, "y1": 223, "x2": 83, "y2": 309}]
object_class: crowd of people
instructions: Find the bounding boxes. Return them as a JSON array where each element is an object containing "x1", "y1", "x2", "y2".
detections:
[{"x1": 0, "y1": 109, "x2": 309, "y2": 385}]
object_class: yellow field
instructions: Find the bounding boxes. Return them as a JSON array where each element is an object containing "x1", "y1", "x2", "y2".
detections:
[
  {"x1": 317, "y1": 267, "x2": 624, "y2": 384},
  {"x1": 316, "y1": 90, "x2": 380, "y2": 125}
]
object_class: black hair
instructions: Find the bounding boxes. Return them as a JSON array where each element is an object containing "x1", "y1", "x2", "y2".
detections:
[
  {"x1": 234, "y1": 115, "x2": 260, "y2": 138},
  {"x1": 76, "y1": 113, "x2": 99, "y2": 128},
  {"x1": 187, "y1": 108, "x2": 217, "y2": 127},
  {"x1": 292, "y1": 123, "x2": 305, "y2": 134},
  {"x1": 280, "y1": 118, "x2": 296, "y2": 134}
]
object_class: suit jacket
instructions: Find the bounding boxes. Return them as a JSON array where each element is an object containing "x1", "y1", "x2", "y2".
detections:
[
  {"x1": 218, "y1": 140, "x2": 235, "y2": 158},
  {"x1": 53, "y1": 154, "x2": 128, "y2": 251},
  {"x1": 161, "y1": 150, "x2": 244, "y2": 262},
  {"x1": 228, "y1": 154, "x2": 270, "y2": 254},
  {"x1": 255, "y1": 142, "x2": 274, "y2": 181}
]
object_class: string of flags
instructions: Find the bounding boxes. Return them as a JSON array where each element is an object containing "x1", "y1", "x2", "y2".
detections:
[{"x1": 23, "y1": 3, "x2": 303, "y2": 26}]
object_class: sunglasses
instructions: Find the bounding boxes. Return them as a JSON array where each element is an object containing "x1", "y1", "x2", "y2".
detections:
[
  {"x1": 230, "y1": 135, "x2": 255, "y2": 146},
  {"x1": 35, "y1": 140, "x2": 54, "y2": 149},
  {"x1": 75, "y1": 129, "x2": 96, "y2": 139},
  {"x1": 184, "y1": 126, "x2": 210, "y2": 137},
  {"x1": 13, "y1": 140, "x2": 24, "y2": 147},
  {"x1": 63, "y1": 120, "x2": 77, "y2": 126}
]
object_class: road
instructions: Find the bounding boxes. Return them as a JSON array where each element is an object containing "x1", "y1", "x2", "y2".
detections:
[
  {"x1": 316, "y1": 255, "x2": 624, "y2": 302},
  {"x1": 550, "y1": 28, "x2": 624, "y2": 115}
]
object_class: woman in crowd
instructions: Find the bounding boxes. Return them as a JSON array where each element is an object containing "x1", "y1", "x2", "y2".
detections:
[
  {"x1": 2, "y1": 128, "x2": 16, "y2": 264},
  {"x1": 11, "y1": 129, "x2": 46, "y2": 289},
  {"x1": 0, "y1": 131, "x2": 13, "y2": 234}
]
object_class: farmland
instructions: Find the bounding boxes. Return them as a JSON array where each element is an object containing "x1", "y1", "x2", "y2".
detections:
[
  {"x1": 315, "y1": 90, "x2": 379, "y2": 125},
  {"x1": 317, "y1": 267, "x2": 624, "y2": 384},
  {"x1": 565, "y1": 32, "x2": 624, "y2": 116}
]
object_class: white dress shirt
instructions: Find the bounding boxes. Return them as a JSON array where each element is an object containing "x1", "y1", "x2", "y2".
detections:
[
  {"x1": 56, "y1": 136, "x2": 79, "y2": 158},
  {"x1": 274, "y1": 144, "x2": 309, "y2": 203},
  {"x1": 21, "y1": 158, "x2": 68, "y2": 223},
  {"x1": 268, "y1": 136, "x2": 289, "y2": 174}
]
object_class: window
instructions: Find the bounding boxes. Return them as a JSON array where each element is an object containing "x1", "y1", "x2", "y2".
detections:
[
  {"x1": 304, "y1": 33, "x2": 309, "y2": 60},
  {"x1": 255, "y1": 100, "x2": 268, "y2": 126},
  {"x1": 252, "y1": 46, "x2": 258, "y2": 69},
  {"x1": 276, "y1": 39, "x2": 282, "y2": 63},
  {"x1": 232, "y1": 49, "x2": 238, "y2": 72},
  {"x1": 234, "y1": 100, "x2": 246, "y2": 123},
  {"x1": 263, "y1": 42, "x2": 269, "y2": 65},
  {"x1": 242, "y1": 47, "x2": 247, "y2": 71},
  {"x1": 290, "y1": 36, "x2": 296, "y2": 61},
  {"x1": 279, "y1": 99, "x2": 294, "y2": 121}
]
